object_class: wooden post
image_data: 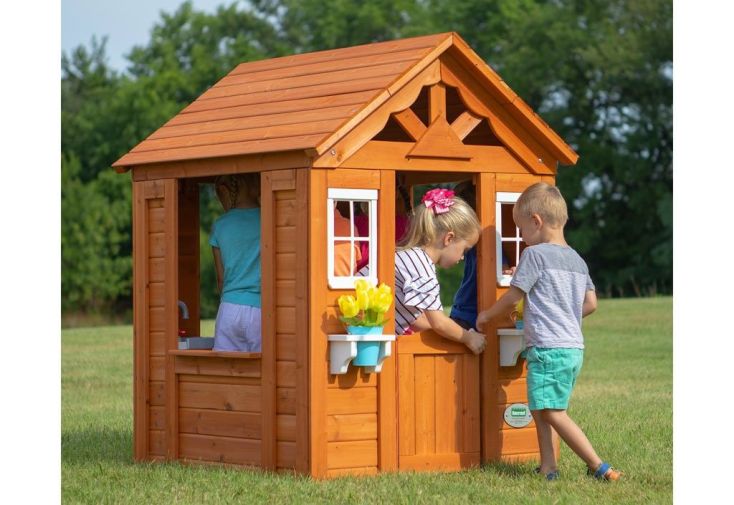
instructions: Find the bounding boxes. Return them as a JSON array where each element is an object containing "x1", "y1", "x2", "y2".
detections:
[
  {"x1": 475, "y1": 172, "x2": 499, "y2": 462},
  {"x1": 260, "y1": 172, "x2": 277, "y2": 470},
  {"x1": 308, "y1": 169, "x2": 329, "y2": 477},
  {"x1": 377, "y1": 170, "x2": 397, "y2": 472}
]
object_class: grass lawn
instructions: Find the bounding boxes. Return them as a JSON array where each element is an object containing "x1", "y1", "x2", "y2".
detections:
[{"x1": 62, "y1": 297, "x2": 672, "y2": 504}]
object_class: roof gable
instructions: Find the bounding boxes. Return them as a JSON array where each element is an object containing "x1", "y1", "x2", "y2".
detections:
[{"x1": 114, "y1": 32, "x2": 577, "y2": 170}]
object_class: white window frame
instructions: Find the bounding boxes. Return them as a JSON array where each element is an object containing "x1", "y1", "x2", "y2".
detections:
[
  {"x1": 327, "y1": 188, "x2": 378, "y2": 289},
  {"x1": 496, "y1": 192, "x2": 523, "y2": 287}
]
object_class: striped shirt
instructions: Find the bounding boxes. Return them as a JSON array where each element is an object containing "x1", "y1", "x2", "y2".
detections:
[{"x1": 394, "y1": 247, "x2": 442, "y2": 335}]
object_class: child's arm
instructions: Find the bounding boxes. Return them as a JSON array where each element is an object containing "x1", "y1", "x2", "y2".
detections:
[
  {"x1": 212, "y1": 247, "x2": 224, "y2": 294},
  {"x1": 475, "y1": 286, "x2": 525, "y2": 328},
  {"x1": 424, "y1": 310, "x2": 486, "y2": 355},
  {"x1": 410, "y1": 312, "x2": 432, "y2": 332},
  {"x1": 582, "y1": 289, "x2": 597, "y2": 317}
]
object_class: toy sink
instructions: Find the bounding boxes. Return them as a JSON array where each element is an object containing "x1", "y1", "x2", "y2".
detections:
[{"x1": 177, "y1": 336, "x2": 215, "y2": 350}]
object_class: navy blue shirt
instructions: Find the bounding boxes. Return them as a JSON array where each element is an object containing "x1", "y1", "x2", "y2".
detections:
[{"x1": 450, "y1": 247, "x2": 478, "y2": 324}]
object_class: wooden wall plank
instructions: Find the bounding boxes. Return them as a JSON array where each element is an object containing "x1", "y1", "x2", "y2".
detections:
[
  {"x1": 276, "y1": 307, "x2": 296, "y2": 333},
  {"x1": 277, "y1": 441, "x2": 296, "y2": 469},
  {"x1": 130, "y1": 152, "x2": 310, "y2": 181},
  {"x1": 149, "y1": 406, "x2": 165, "y2": 431},
  {"x1": 277, "y1": 414, "x2": 296, "y2": 442},
  {"x1": 174, "y1": 356, "x2": 261, "y2": 378},
  {"x1": 434, "y1": 354, "x2": 460, "y2": 454},
  {"x1": 308, "y1": 168, "x2": 328, "y2": 478},
  {"x1": 497, "y1": 379, "x2": 528, "y2": 405},
  {"x1": 276, "y1": 360, "x2": 296, "y2": 387},
  {"x1": 277, "y1": 387, "x2": 296, "y2": 415},
  {"x1": 178, "y1": 382, "x2": 262, "y2": 412},
  {"x1": 376, "y1": 169, "x2": 398, "y2": 472},
  {"x1": 498, "y1": 428, "x2": 540, "y2": 455},
  {"x1": 163, "y1": 178, "x2": 179, "y2": 461},
  {"x1": 276, "y1": 333, "x2": 296, "y2": 360},
  {"x1": 327, "y1": 414, "x2": 378, "y2": 442},
  {"x1": 327, "y1": 440, "x2": 378, "y2": 470},
  {"x1": 476, "y1": 172, "x2": 499, "y2": 462},
  {"x1": 398, "y1": 354, "x2": 415, "y2": 457},
  {"x1": 327, "y1": 367, "x2": 377, "y2": 389},
  {"x1": 179, "y1": 434, "x2": 261, "y2": 466},
  {"x1": 294, "y1": 168, "x2": 311, "y2": 475},
  {"x1": 179, "y1": 408, "x2": 261, "y2": 439},
  {"x1": 462, "y1": 354, "x2": 481, "y2": 454},
  {"x1": 149, "y1": 430, "x2": 165, "y2": 456},
  {"x1": 276, "y1": 281, "x2": 296, "y2": 307},
  {"x1": 326, "y1": 388, "x2": 377, "y2": 415},
  {"x1": 326, "y1": 466, "x2": 379, "y2": 478},
  {"x1": 132, "y1": 180, "x2": 149, "y2": 460},
  {"x1": 326, "y1": 167, "x2": 381, "y2": 188},
  {"x1": 414, "y1": 356, "x2": 436, "y2": 455},
  {"x1": 260, "y1": 170, "x2": 277, "y2": 471},
  {"x1": 149, "y1": 382, "x2": 165, "y2": 406}
]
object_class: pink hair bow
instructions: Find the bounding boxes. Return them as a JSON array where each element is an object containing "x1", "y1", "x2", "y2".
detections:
[{"x1": 421, "y1": 188, "x2": 456, "y2": 215}]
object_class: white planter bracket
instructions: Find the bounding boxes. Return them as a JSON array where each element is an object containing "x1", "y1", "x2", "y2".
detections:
[{"x1": 327, "y1": 334, "x2": 395, "y2": 374}]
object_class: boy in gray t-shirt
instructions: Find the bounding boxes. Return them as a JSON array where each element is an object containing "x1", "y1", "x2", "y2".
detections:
[{"x1": 476, "y1": 182, "x2": 621, "y2": 481}]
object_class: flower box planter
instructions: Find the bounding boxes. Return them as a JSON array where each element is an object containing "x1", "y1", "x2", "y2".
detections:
[
  {"x1": 327, "y1": 333, "x2": 395, "y2": 374},
  {"x1": 497, "y1": 328, "x2": 524, "y2": 367}
]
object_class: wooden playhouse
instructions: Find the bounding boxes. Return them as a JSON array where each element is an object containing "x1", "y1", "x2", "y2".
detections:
[{"x1": 113, "y1": 32, "x2": 578, "y2": 478}]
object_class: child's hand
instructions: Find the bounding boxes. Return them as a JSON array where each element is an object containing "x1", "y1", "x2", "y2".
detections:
[
  {"x1": 475, "y1": 310, "x2": 491, "y2": 328},
  {"x1": 462, "y1": 329, "x2": 486, "y2": 355}
]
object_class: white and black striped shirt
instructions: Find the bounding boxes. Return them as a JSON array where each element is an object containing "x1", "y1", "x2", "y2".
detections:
[{"x1": 393, "y1": 247, "x2": 442, "y2": 334}]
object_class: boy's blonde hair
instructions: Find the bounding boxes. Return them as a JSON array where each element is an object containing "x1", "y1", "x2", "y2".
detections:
[
  {"x1": 514, "y1": 182, "x2": 568, "y2": 227},
  {"x1": 399, "y1": 193, "x2": 481, "y2": 249}
]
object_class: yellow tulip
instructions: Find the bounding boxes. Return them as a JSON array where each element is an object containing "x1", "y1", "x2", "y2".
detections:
[
  {"x1": 372, "y1": 291, "x2": 393, "y2": 313},
  {"x1": 354, "y1": 279, "x2": 374, "y2": 292},
  {"x1": 377, "y1": 283, "x2": 392, "y2": 296},
  {"x1": 516, "y1": 298, "x2": 524, "y2": 320},
  {"x1": 338, "y1": 295, "x2": 359, "y2": 318},
  {"x1": 356, "y1": 288, "x2": 370, "y2": 311}
]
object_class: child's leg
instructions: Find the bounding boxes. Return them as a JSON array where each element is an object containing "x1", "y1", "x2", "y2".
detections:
[
  {"x1": 541, "y1": 409, "x2": 602, "y2": 471},
  {"x1": 531, "y1": 410, "x2": 557, "y2": 473}
]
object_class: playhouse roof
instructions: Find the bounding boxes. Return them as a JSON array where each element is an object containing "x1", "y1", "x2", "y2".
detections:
[{"x1": 113, "y1": 32, "x2": 577, "y2": 170}]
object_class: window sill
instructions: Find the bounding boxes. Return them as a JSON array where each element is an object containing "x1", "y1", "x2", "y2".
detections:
[{"x1": 168, "y1": 350, "x2": 262, "y2": 359}]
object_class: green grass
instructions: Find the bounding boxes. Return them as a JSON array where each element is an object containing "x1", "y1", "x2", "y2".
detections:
[{"x1": 62, "y1": 297, "x2": 672, "y2": 504}]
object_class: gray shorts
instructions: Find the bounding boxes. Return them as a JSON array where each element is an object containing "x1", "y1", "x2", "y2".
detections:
[{"x1": 213, "y1": 302, "x2": 262, "y2": 352}]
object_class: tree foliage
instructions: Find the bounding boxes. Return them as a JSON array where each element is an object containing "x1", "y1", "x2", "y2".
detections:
[{"x1": 61, "y1": 0, "x2": 672, "y2": 319}]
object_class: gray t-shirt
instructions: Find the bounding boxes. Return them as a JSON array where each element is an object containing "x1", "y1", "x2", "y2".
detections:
[{"x1": 511, "y1": 243, "x2": 595, "y2": 349}]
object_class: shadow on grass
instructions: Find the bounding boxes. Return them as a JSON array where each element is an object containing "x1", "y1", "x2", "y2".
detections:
[
  {"x1": 62, "y1": 427, "x2": 134, "y2": 466},
  {"x1": 480, "y1": 461, "x2": 532, "y2": 479}
]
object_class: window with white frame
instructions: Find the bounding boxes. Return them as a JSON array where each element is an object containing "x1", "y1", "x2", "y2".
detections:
[
  {"x1": 496, "y1": 192, "x2": 527, "y2": 286},
  {"x1": 327, "y1": 188, "x2": 378, "y2": 289}
]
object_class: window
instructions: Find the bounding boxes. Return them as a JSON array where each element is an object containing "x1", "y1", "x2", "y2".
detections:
[
  {"x1": 496, "y1": 192, "x2": 526, "y2": 286},
  {"x1": 327, "y1": 188, "x2": 378, "y2": 289}
]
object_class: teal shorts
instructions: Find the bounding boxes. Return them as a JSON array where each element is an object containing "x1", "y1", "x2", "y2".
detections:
[{"x1": 525, "y1": 347, "x2": 584, "y2": 411}]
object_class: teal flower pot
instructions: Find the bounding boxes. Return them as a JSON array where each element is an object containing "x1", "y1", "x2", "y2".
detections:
[{"x1": 347, "y1": 326, "x2": 383, "y2": 366}]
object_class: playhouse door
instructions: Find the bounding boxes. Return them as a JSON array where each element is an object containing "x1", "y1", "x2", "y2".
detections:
[{"x1": 397, "y1": 330, "x2": 481, "y2": 471}]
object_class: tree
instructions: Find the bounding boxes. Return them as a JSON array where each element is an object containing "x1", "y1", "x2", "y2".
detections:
[{"x1": 425, "y1": 0, "x2": 673, "y2": 295}]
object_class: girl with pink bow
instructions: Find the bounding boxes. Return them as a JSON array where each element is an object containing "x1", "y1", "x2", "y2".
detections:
[{"x1": 391, "y1": 188, "x2": 487, "y2": 354}]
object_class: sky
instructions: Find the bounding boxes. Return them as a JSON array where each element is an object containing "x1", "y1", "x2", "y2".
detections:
[{"x1": 62, "y1": 0, "x2": 230, "y2": 72}]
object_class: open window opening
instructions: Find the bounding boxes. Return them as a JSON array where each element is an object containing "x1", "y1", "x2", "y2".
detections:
[
  {"x1": 327, "y1": 188, "x2": 378, "y2": 289},
  {"x1": 496, "y1": 192, "x2": 526, "y2": 286},
  {"x1": 399, "y1": 172, "x2": 475, "y2": 310},
  {"x1": 174, "y1": 175, "x2": 266, "y2": 354}
]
